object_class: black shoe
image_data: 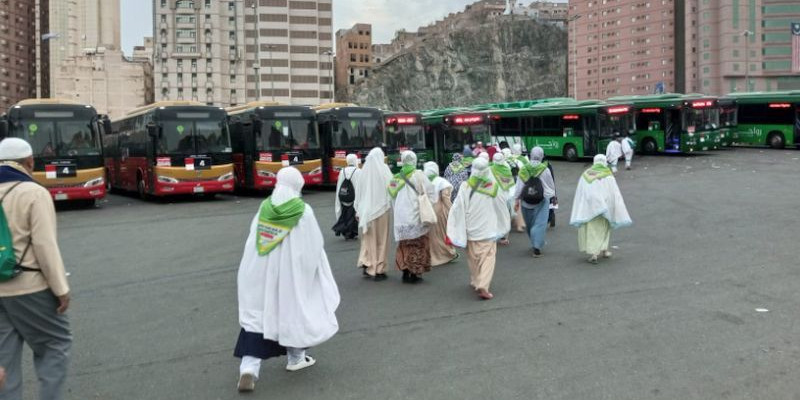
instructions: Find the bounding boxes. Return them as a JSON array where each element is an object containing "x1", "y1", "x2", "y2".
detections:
[
  {"x1": 533, "y1": 248, "x2": 542, "y2": 257},
  {"x1": 406, "y1": 274, "x2": 424, "y2": 284},
  {"x1": 374, "y1": 273, "x2": 388, "y2": 282},
  {"x1": 361, "y1": 266, "x2": 370, "y2": 277},
  {"x1": 401, "y1": 270, "x2": 412, "y2": 283}
]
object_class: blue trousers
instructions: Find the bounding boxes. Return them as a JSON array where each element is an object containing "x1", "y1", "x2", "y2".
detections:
[{"x1": 521, "y1": 197, "x2": 551, "y2": 250}]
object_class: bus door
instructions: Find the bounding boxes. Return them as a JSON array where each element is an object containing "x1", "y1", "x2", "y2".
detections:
[
  {"x1": 583, "y1": 115, "x2": 599, "y2": 156},
  {"x1": 795, "y1": 105, "x2": 800, "y2": 145},
  {"x1": 243, "y1": 120, "x2": 258, "y2": 188},
  {"x1": 665, "y1": 109, "x2": 681, "y2": 151}
]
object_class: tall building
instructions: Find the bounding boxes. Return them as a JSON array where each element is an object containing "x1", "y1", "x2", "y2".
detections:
[
  {"x1": 154, "y1": 0, "x2": 333, "y2": 107},
  {"x1": 334, "y1": 23, "x2": 373, "y2": 96},
  {"x1": 696, "y1": 0, "x2": 800, "y2": 94},
  {"x1": 0, "y1": 0, "x2": 49, "y2": 110},
  {"x1": 49, "y1": 0, "x2": 152, "y2": 118},
  {"x1": 569, "y1": 0, "x2": 800, "y2": 99}
]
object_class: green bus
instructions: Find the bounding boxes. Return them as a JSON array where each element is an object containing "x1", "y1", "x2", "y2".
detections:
[
  {"x1": 383, "y1": 112, "x2": 430, "y2": 172},
  {"x1": 421, "y1": 108, "x2": 488, "y2": 168},
  {"x1": 491, "y1": 100, "x2": 635, "y2": 161},
  {"x1": 725, "y1": 91, "x2": 800, "y2": 148},
  {"x1": 608, "y1": 94, "x2": 720, "y2": 154}
]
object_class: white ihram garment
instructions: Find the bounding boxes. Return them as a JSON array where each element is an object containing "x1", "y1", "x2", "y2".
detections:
[
  {"x1": 447, "y1": 179, "x2": 511, "y2": 248},
  {"x1": 392, "y1": 170, "x2": 436, "y2": 241},
  {"x1": 569, "y1": 174, "x2": 632, "y2": 229},
  {"x1": 355, "y1": 148, "x2": 393, "y2": 234}
]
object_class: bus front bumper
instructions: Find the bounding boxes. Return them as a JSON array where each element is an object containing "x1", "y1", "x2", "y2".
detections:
[
  {"x1": 155, "y1": 179, "x2": 235, "y2": 195},
  {"x1": 48, "y1": 184, "x2": 106, "y2": 201}
]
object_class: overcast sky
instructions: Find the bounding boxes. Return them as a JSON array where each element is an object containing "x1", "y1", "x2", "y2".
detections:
[{"x1": 121, "y1": 0, "x2": 565, "y2": 56}]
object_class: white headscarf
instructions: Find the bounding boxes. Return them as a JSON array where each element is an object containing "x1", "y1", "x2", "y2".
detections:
[
  {"x1": 492, "y1": 152, "x2": 506, "y2": 165},
  {"x1": 501, "y1": 148, "x2": 512, "y2": 159},
  {"x1": 512, "y1": 143, "x2": 523, "y2": 156},
  {"x1": 478, "y1": 152, "x2": 490, "y2": 161},
  {"x1": 401, "y1": 150, "x2": 417, "y2": 167},
  {"x1": 355, "y1": 147, "x2": 393, "y2": 232},
  {"x1": 346, "y1": 153, "x2": 359, "y2": 167},
  {"x1": 529, "y1": 146, "x2": 544, "y2": 164},
  {"x1": 594, "y1": 154, "x2": 607, "y2": 165},
  {"x1": 471, "y1": 157, "x2": 491, "y2": 178},
  {"x1": 272, "y1": 167, "x2": 304, "y2": 206},
  {"x1": 424, "y1": 161, "x2": 452, "y2": 201}
]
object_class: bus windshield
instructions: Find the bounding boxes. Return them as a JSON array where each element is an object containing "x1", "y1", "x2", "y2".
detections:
[
  {"x1": 332, "y1": 113, "x2": 383, "y2": 148},
  {"x1": 443, "y1": 124, "x2": 492, "y2": 152},
  {"x1": 11, "y1": 110, "x2": 101, "y2": 157},
  {"x1": 258, "y1": 118, "x2": 319, "y2": 151},
  {"x1": 387, "y1": 124, "x2": 425, "y2": 149},
  {"x1": 158, "y1": 111, "x2": 232, "y2": 155},
  {"x1": 598, "y1": 112, "x2": 635, "y2": 138},
  {"x1": 720, "y1": 107, "x2": 737, "y2": 127},
  {"x1": 683, "y1": 108, "x2": 720, "y2": 131}
]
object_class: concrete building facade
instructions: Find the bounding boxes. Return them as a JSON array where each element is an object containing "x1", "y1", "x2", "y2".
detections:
[
  {"x1": 0, "y1": 0, "x2": 49, "y2": 110},
  {"x1": 49, "y1": 0, "x2": 152, "y2": 118},
  {"x1": 569, "y1": 0, "x2": 800, "y2": 99},
  {"x1": 334, "y1": 23, "x2": 372, "y2": 94},
  {"x1": 154, "y1": 0, "x2": 333, "y2": 107}
]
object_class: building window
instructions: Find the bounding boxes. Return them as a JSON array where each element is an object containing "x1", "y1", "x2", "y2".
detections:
[
  {"x1": 230, "y1": 75, "x2": 236, "y2": 83},
  {"x1": 161, "y1": 0, "x2": 166, "y2": 7},
  {"x1": 177, "y1": 73, "x2": 183, "y2": 81},
  {"x1": 205, "y1": 0, "x2": 211, "y2": 8},
  {"x1": 228, "y1": 2, "x2": 235, "y2": 11},
  {"x1": 177, "y1": 59, "x2": 183, "y2": 67},
  {"x1": 176, "y1": 29, "x2": 197, "y2": 39},
  {"x1": 176, "y1": 0, "x2": 194, "y2": 9},
  {"x1": 161, "y1": 15, "x2": 167, "y2": 23}
]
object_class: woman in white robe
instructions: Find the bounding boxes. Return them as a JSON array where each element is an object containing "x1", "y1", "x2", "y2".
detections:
[
  {"x1": 447, "y1": 157, "x2": 511, "y2": 300},
  {"x1": 621, "y1": 135, "x2": 635, "y2": 170},
  {"x1": 332, "y1": 154, "x2": 362, "y2": 240},
  {"x1": 569, "y1": 154, "x2": 633, "y2": 264},
  {"x1": 390, "y1": 151, "x2": 436, "y2": 283},
  {"x1": 605, "y1": 136, "x2": 623, "y2": 173},
  {"x1": 235, "y1": 167, "x2": 340, "y2": 392},
  {"x1": 354, "y1": 147, "x2": 393, "y2": 280},
  {"x1": 424, "y1": 161, "x2": 457, "y2": 266}
]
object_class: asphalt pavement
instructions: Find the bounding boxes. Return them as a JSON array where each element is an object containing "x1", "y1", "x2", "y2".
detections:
[{"x1": 20, "y1": 148, "x2": 800, "y2": 400}]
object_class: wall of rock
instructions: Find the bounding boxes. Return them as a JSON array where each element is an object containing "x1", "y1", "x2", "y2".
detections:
[{"x1": 346, "y1": 16, "x2": 568, "y2": 111}]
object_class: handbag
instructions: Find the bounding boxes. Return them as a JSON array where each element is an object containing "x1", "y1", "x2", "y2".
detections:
[{"x1": 405, "y1": 174, "x2": 437, "y2": 227}]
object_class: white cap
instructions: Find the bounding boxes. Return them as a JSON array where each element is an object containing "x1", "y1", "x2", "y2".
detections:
[{"x1": 0, "y1": 138, "x2": 33, "y2": 160}]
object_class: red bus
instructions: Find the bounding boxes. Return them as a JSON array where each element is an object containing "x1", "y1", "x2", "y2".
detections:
[
  {"x1": 227, "y1": 102, "x2": 322, "y2": 190},
  {"x1": 105, "y1": 101, "x2": 235, "y2": 198},
  {"x1": 0, "y1": 99, "x2": 109, "y2": 205}
]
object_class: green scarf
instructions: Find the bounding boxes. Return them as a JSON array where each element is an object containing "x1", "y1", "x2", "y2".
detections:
[
  {"x1": 518, "y1": 161, "x2": 548, "y2": 182},
  {"x1": 462, "y1": 157, "x2": 475, "y2": 167},
  {"x1": 387, "y1": 166, "x2": 416, "y2": 198},
  {"x1": 514, "y1": 155, "x2": 531, "y2": 167},
  {"x1": 449, "y1": 161, "x2": 466, "y2": 174},
  {"x1": 255, "y1": 197, "x2": 306, "y2": 256},
  {"x1": 467, "y1": 175, "x2": 498, "y2": 198},
  {"x1": 582, "y1": 164, "x2": 613, "y2": 183},
  {"x1": 490, "y1": 163, "x2": 514, "y2": 191}
]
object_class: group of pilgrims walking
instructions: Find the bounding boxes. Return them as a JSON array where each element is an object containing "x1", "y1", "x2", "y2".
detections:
[{"x1": 233, "y1": 142, "x2": 632, "y2": 393}]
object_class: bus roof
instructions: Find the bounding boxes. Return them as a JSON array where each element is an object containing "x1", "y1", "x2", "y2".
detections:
[
  {"x1": 312, "y1": 102, "x2": 358, "y2": 111},
  {"x1": 120, "y1": 101, "x2": 215, "y2": 120},
  {"x1": 608, "y1": 93, "x2": 693, "y2": 108},
  {"x1": 725, "y1": 91, "x2": 800, "y2": 104},
  {"x1": 225, "y1": 101, "x2": 285, "y2": 115},
  {"x1": 490, "y1": 100, "x2": 632, "y2": 117},
  {"x1": 12, "y1": 98, "x2": 93, "y2": 108}
]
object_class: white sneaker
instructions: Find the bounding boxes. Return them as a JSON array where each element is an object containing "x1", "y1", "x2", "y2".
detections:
[
  {"x1": 237, "y1": 373, "x2": 256, "y2": 392},
  {"x1": 588, "y1": 255, "x2": 598, "y2": 264},
  {"x1": 602, "y1": 250, "x2": 613, "y2": 258},
  {"x1": 286, "y1": 355, "x2": 316, "y2": 371}
]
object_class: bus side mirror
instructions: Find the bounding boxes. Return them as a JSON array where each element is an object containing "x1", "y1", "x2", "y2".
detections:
[
  {"x1": 0, "y1": 120, "x2": 7, "y2": 139},
  {"x1": 102, "y1": 116, "x2": 112, "y2": 135},
  {"x1": 146, "y1": 122, "x2": 160, "y2": 139}
]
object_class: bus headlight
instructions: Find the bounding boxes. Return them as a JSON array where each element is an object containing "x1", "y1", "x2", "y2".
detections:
[
  {"x1": 83, "y1": 177, "x2": 104, "y2": 187},
  {"x1": 158, "y1": 175, "x2": 180, "y2": 184},
  {"x1": 257, "y1": 170, "x2": 276, "y2": 178},
  {"x1": 309, "y1": 167, "x2": 322, "y2": 175},
  {"x1": 217, "y1": 172, "x2": 234, "y2": 181}
]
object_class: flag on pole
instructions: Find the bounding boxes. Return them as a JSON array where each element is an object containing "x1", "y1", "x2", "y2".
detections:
[{"x1": 792, "y1": 23, "x2": 800, "y2": 73}]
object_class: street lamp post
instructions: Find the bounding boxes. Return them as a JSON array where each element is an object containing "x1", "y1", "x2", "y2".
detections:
[
  {"x1": 321, "y1": 50, "x2": 334, "y2": 103},
  {"x1": 266, "y1": 44, "x2": 277, "y2": 102},
  {"x1": 568, "y1": 14, "x2": 582, "y2": 100},
  {"x1": 252, "y1": 3, "x2": 261, "y2": 101},
  {"x1": 743, "y1": 30, "x2": 753, "y2": 92}
]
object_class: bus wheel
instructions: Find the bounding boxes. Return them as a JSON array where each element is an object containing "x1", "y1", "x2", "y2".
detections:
[
  {"x1": 563, "y1": 145, "x2": 578, "y2": 162},
  {"x1": 767, "y1": 132, "x2": 785, "y2": 149},
  {"x1": 642, "y1": 138, "x2": 657, "y2": 154},
  {"x1": 137, "y1": 175, "x2": 147, "y2": 200}
]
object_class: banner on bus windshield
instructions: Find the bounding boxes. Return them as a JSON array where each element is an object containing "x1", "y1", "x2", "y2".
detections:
[{"x1": 44, "y1": 161, "x2": 77, "y2": 179}]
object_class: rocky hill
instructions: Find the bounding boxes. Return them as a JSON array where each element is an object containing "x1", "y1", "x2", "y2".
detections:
[{"x1": 347, "y1": 16, "x2": 567, "y2": 111}]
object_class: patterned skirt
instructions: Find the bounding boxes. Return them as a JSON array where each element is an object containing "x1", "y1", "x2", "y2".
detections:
[{"x1": 395, "y1": 236, "x2": 431, "y2": 275}]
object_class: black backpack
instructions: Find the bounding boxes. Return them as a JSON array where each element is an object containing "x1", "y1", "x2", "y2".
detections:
[
  {"x1": 521, "y1": 175, "x2": 544, "y2": 205},
  {"x1": 338, "y1": 170, "x2": 355, "y2": 206}
]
